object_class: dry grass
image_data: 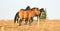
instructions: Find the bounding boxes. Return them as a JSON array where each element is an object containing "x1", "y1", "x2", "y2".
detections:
[{"x1": 0, "y1": 19, "x2": 60, "y2": 31}]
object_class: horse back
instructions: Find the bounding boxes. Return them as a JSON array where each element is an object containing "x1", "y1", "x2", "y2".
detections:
[
  {"x1": 24, "y1": 10, "x2": 32, "y2": 18},
  {"x1": 28, "y1": 10, "x2": 36, "y2": 19}
]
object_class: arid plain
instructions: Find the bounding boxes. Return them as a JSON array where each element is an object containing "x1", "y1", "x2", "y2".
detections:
[{"x1": 0, "y1": 19, "x2": 60, "y2": 31}]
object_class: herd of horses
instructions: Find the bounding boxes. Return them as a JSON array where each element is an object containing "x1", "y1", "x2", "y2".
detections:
[{"x1": 14, "y1": 6, "x2": 44, "y2": 26}]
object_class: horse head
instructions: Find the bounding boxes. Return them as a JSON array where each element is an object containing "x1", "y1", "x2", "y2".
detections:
[{"x1": 40, "y1": 8, "x2": 44, "y2": 12}]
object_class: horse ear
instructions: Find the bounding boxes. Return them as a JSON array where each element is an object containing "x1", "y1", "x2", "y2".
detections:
[{"x1": 26, "y1": 6, "x2": 31, "y2": 10}]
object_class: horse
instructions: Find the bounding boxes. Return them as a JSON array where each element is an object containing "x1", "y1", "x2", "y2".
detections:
[
  {"x1": 14, "y1": 6, "x2": 32, "y2": 26},
  {"x1": 14, "y1": 7, "x2": 44, "y2": 26},
  {"x1": 26, "y1": 8, "x2": 45, "y2": 25},
  {"x1": 14, "y1": 6, "x2": 31, "y2": 23}
]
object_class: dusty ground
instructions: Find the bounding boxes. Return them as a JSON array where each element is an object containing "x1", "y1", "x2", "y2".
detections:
[{"x1": 0, "y1": 19, "x2": 60, "y2": 31}]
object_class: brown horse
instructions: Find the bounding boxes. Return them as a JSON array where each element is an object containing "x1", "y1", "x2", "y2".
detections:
[
  {"x1": 14, "y1": 6, "x2": 44, "y2": 26},
  {"x1": 14, "y1": 6, "x2": 31, "y2": 24}
]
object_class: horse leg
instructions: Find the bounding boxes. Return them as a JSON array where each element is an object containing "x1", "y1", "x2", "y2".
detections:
[
  {"x1": 16, "y1": 17, "x2": 19, "y2": 23},
  {"x1": 29, "y1": 18, "x2": 33, "y2": 26},
  {"x1": 19, "y1": 19, "x2": 22, "y2": 26},
  {"x1": 25, "y1": 18, "x2": 28, "y2": 25}
]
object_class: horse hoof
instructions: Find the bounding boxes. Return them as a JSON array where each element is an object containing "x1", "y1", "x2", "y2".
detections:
[
  {"x1": 19, "y1": 25, "x2": 21, "y2": 26},
  {"x1": 24, "y1": 23, "x2": 27, "y2": 25},
  {"x1": 29, "y1": 24, "x2": 32, "y2": 26},
  {"x1": 19, "y1": 24, "x2": 21, "y2": 26}
]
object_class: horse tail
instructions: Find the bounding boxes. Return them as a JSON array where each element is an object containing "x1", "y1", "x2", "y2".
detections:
[{"x1": 14, "y1": 12, "x2": 19, "y2": 23}]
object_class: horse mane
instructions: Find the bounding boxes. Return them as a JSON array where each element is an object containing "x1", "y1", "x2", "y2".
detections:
[
  {"x1": 32, "y1": 7, "x2": 39, "y2": 9},
  {"x1": 32, "y1": 7, "x2": 39, "y2": 11},
  {"x1": 26, "y1": 6, "x2": 31, "y2": 10},
  {"x1": 20, "y1": 6, "x2": 40, "y2": 11},
  {"x1": 21, "y1": 9, "x2": 24, "y2": 10}
]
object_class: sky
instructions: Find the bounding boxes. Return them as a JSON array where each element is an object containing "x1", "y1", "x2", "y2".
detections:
[{"x1": 0, "y1": 0, "x2": 60, "y2": 19}]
